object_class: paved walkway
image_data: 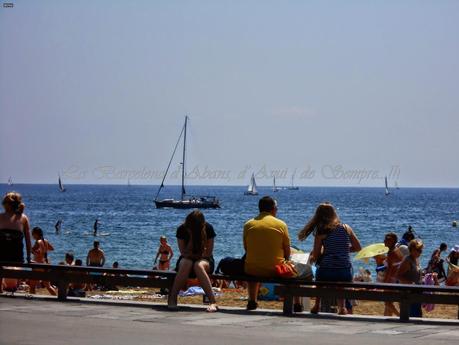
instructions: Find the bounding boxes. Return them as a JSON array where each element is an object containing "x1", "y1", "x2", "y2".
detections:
[{"x1": 1, "y1": 296, "x2": 458, "y2": 345}]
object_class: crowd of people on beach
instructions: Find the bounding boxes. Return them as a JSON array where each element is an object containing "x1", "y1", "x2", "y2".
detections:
[{"x1": 1, "y1": 191, "x2": 458, "y2": 317}]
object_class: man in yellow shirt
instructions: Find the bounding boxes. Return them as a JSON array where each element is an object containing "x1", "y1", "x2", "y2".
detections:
[{"x1": 243, "y1": 196, "x2": 291, "y2": 310}]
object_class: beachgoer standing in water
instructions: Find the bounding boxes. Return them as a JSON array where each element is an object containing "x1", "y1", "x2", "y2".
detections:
[
  {"x1": 55, "y1": 219, "x2": 62, "y2": 234},
  {"x1": 86, "y1": 241, "x2": 105, "y2": 267},
  {"x1": 154, "y1": 236, "x2": 174, "y2": 271},
  {"x1": 168, "y1": 210, "x2": 218, "y2": 312},
  {"x1": 300, "y1": 202, "x2": 361, "y2": 315},
  {"x1": 93, "y1": 219, "x2": 99, "y2": 236},
  {"x1": 0, "y1": 192, "x2": 32, "y2": 293},
  {"x1": 29, "y1": 227, "x2": 57, "y2": 295}
]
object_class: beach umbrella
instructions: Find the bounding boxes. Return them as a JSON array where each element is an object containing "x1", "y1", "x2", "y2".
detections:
[{"x1": 355, "y1": 243, "x2": 388, "y2": 261}]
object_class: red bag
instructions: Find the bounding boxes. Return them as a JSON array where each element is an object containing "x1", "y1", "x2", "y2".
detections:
[{"x1": 275, "y1": 261, "x2": 298, "y2": 278}]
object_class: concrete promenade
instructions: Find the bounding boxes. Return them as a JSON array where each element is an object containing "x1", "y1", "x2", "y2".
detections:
[{"x1": 1, "y1": 296, "x2": 458, "y2": 345}]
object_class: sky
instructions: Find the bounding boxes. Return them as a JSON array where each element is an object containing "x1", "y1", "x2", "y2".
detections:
[{"x1": 1, "y1": 0, "x2": 458, "y2": 187}]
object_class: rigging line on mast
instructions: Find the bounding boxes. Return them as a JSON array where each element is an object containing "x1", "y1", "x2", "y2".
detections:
[{"x1": 154, "y1": 121, "x2": 186, "y2": 201}]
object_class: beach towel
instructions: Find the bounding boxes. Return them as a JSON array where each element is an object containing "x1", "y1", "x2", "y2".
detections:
[{"x1": 179, "y1": 286, "x2": 205, "y2": 297}]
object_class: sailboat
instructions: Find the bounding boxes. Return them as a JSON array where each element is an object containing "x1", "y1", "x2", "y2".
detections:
[
  {"x1": 127, "y1": 179, "x2": 131, "y2": 187},
  {"x1": 154, "y1": 116, "x2": 220, "y2": 209},
  {"x1": 58, "y1": 174, "x2": 66, "y2": 192},
  {"x1": 273, "y1": 176, "x2": 279, "y2": 192},
  {"x1": 244, "y1": 173, "x2": 259, "y2": 196},
  {"x1": 287, "y1": 174, "x2": 299, "y2": 190},
  {"x1": 394, "y1": 181, "x2": 400, "y2": 190},
  {"x1": 384, "y1": 176, "x2": 390, "y2": 196},
  {"x1": 7, "y1": 176, "x2": 13, "y2": 186}
]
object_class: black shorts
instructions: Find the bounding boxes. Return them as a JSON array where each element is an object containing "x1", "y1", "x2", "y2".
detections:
[{"x1": 175, "y1": 256, "x2": 215, "y2": 278}]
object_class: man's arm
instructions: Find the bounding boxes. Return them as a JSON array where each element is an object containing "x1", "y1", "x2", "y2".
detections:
[
  {"x1": 243, "y1": 226, "x2": 248, "y2": 252},
  {"x1": 283, "y1": 225, "x2": 291, "y2": 260},
  {"x1": 100, "y1": 251, "x2": 106, "y2": 266}
]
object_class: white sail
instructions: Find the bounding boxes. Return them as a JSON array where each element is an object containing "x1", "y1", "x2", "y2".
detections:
[
  {"x1": 287, "y1": 173, "x2": 299, "y2": 190},
  {"x1": 385, "y1": 176, "x2": 389, "y2": 196},
  {"x1": 8, "y1": 176, "x2": 13, "y2": 186},
  {"x1": 247, "y1": 173, "x2": 256, "y2": 193},
  {"x1": 58, "y1": 175, "x2": 65, "y2": 192},
  {"x1": 245, "y1": 173, "x2": 258, "y2": 195}
]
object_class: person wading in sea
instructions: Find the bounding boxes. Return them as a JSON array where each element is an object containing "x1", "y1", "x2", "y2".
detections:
[
  {"x1": 86, "y1": 241, "x2": 105, "y2": 267},
  {"x1": 93, "y1": 219, "x2": 100, "y2": 236}
]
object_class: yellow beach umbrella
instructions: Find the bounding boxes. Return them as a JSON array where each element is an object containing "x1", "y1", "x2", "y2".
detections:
[{"x1": 355, "y1": 243, "x2": 388, "y2": 262}]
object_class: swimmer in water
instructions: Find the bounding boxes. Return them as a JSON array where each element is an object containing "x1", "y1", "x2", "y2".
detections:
[
  {"x1": 55, "y1": 219, "x2": 62, "y2": 234},
  {"x1": 86, "y1": 241, "x2": 105, "y2": 267},
  {"x1": 93, "y1": 219, "x2": 99, "y2": 236}
]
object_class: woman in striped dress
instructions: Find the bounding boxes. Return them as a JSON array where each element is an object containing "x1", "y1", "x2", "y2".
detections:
[{"x1": 299, "y1": 203, "x2": 361, "y2": 315}]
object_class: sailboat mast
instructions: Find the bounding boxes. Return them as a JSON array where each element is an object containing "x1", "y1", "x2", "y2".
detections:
[{"x1": 181, "y1": 116, "x2": 188, "y2": 200}]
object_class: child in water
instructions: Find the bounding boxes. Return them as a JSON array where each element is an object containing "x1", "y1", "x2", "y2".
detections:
[{"x1": 154, "y1": 236, "x2": 174, "y2": 271}]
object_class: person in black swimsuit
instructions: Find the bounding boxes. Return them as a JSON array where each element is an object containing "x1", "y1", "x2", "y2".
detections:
[
  {"x1": 154, "y1": 236, "x2": 174, "y2": 271},
  {"x1": 0, "y1": 192, "x2": 32, "y2": 293}
]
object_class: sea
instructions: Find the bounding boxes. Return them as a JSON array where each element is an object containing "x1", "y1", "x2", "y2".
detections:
[{"x1": 1, "y1": 184, "x2": 458, "y2": 273}]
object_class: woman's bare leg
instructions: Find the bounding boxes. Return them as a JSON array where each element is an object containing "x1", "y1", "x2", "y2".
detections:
[
  {"x1": 337, "y1": 299, "x2": 347, "y2": 315},
  {"x1": 193, "y1": 260, "x2": 218, "y2": 311},
  {"x1": 43, "y1": 281, "x2": 57, "y2": 296},
  {"x1": 384, "y1": 302, "x2": 399, "y2": 316},
  {"x1": 311, "y1": 297, "x2": 320, "y2": 313},
  {"x1": 29, "y1": 280, "x2": 37, "y2": 294},
  {"x1": 168, "y1": 258, "x2": 193, "y2": 308}
]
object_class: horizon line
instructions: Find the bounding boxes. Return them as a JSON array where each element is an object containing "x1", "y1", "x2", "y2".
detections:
[{"x1": 1, "y1": 182, "x2": 458, "y2": 190}]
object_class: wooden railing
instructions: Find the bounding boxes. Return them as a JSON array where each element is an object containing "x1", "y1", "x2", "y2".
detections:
[{"x1": 1, "y1": 262, "x2": 458, "y2": 322}]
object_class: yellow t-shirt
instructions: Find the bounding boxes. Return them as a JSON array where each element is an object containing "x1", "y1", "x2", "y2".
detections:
[{"x1": 243, "y1": 212, "x2": 290, "y2": 277}]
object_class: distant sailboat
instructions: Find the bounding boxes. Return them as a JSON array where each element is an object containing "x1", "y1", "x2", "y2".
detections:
[
  {"x1": 127, "y1": 179, "x2": 131, "y2": 187},
  {"x1": 384, "y1": 176, "x2": 390, "y2": 196},
  {"x1": 394, "y1": 181, "x2": 400, "y2": 190},
  {"x1": 287, "y1": 174, "x2": 299, "y2": 190},
  {"x1": 58, "y1": 174, "x2": 66, "y2": 192},
  {"x1": 244, "y1": 173, "x2": 259, "y2": 196},
  {"x1": 154, "y1": 116, "x2": 220, "y2": 209},
  {"x1": 273, "y1": 176, "x2": 279, "y2": 192},
  {"x1": 7, "y1": 176, "x2": 13, "y2": 186}
]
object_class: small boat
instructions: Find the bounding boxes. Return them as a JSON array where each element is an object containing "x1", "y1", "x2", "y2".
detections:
[
  {"x1": 7, "y1": 176, "x2": 13, "y2": 186},
  {"x1": 155, "y1": 116, "x2": 220, "y2": 209},
  {"x1": 287, "y1": 174, "x2": 299, "y2": 190},
  {"x1": 394, "y1": 181, "x2": 400, "y2": 190},
  {"x1": 127, "y1": 179, "x2": 131, "y2": 187},
  {"x1": 384, "y1": 176, "x2": 390, "y2": 196},
  {"x1": 273, "y1": 176, "x2": 279, "y2": 192},
  {"x1": 58, "y1": 174, "x2": 66, "y2": 192},
  {"x1": 244, "y1": 173, "x2": 259, "y2": 196}
]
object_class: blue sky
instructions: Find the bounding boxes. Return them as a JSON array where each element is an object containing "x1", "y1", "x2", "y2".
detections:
[{"x1": 1, "y1": 1, "x2": 458, "y2": 187}]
